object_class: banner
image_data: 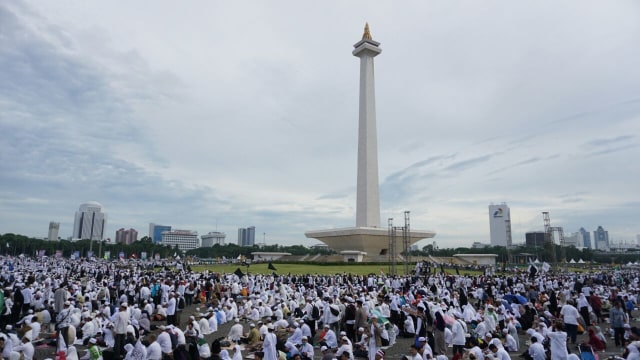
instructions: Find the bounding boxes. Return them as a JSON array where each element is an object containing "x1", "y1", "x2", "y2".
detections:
[
  {"x1": 55, "y1": 250, "x2": 63, "y2": 258},
  {"x1": 72, "y1": 251, "x2": 80, "y2": 260},
  {"x1": 37, "y1": 250, "x2": 46, "y2": 258},
  {"x1": 140, "y1": 252, "x2": 148, "y2": 260},
  {"x1": 104, "y1": 251, "x2": 110, "y2": 260},
  {"x1": 119, "y1": 252, "x2": 125, "y2": 259},
  {"x1": 154, "y1": 253, "x2": 160, "y2": 260}
]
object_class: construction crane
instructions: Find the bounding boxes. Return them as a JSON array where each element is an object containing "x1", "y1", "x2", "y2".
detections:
[{"x1": 542, "y1": 211, "x2": 566, "y2": 266}]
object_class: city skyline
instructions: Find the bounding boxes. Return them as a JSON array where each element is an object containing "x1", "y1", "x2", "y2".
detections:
[{"x1": 1, "y1": 1, "x2": 639, "y2": 248}]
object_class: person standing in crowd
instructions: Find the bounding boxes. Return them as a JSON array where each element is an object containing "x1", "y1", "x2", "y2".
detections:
[
  {"x1": 559, "y1": 299, "x2": 581, "y2": 344},
  {"x1": 611, "y1": 299, "x2": 627, "y2": 348},
  {"x1": 166, "y1": 293, "x2": 177, "y2": 326},
  {"x1": 114, "y1": 303, "x2": 129, "y2": 359}
]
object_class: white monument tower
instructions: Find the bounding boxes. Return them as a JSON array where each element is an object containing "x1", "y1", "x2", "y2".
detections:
[
  {"x1": 354, "y1": 23, "x2": 381, "y2": 228},
  {"x1": 306, "y1": 24, "x2": 435, "y2": 260}
]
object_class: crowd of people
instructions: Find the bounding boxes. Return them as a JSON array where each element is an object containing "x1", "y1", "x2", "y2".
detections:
[{"x1": 1, "y1": 256, "x2": 640, "y2": 360}]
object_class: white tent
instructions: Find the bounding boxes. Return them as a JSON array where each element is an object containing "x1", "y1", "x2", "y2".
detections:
[
  {"x1": 534, "y1": 258, "x2": 541, "y2": 264},
  {"x1": 578, "y1": 259, "x2": 585, "y2": 264},
  {"x1": 569, "y1": 259, "x2": 576, "y2": 264}
]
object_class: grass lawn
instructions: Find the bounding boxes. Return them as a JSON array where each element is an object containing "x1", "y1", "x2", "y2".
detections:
[{"x1": 190, "y1": 263, "x2": 484, "y2": 276}]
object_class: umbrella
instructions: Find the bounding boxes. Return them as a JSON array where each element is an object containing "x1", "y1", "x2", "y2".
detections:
[
  {"x1": 370, "y1": 309, "x2": 390, "y2": 325},
  {"x1": 503, "y1": 294, "x2": 528, "y2": 304},
  {"x1": 442, "y1": 314, "x2": 456, "y2": 325}
]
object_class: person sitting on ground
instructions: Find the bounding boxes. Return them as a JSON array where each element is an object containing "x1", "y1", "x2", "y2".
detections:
[{"x1": 586, "y1": 327, "x2": 606, "y2": 352}]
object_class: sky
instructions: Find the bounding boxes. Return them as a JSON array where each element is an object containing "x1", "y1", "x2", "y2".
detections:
[{"x1": 1, "y1": 1, "x2": 639, "y2": 249}]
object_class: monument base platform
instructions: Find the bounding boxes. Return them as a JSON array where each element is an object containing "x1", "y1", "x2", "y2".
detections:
[{"x1": 305, "y1": 226, "x2": 436, "y2": 261}]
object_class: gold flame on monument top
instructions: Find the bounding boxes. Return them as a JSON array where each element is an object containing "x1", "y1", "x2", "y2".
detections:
[{"x1": 362, "y1": 22, "x2": 372, "y2": 40}]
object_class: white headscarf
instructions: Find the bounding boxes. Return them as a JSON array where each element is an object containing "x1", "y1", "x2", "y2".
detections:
[
  {"x1": 220, "y1": 349, "x2": 231, "y2": 360},
  {"x1": 232, "y1": 345, "x2": 243, "y2": 360},
  {"x1": 66, "y1": 346, "x2": 79, "y2": 360}
]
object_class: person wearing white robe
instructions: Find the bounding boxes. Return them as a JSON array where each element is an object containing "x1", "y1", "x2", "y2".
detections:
[
  {"x1": 547, "y1": 328, "x2": 568, "y2": 360},
  {"x1": 502, "y1": 329, "x2": 518, "y2": 352},
  {"x1": 232, "y1": 345, "x2": 243, "y2": 360},
  {"x1": 262, "y1": 327, "x2": 278, "y2": 360},
  {"x1": 198, "y1": 316, "x2": 211, "y2": 335},
  {"x1": 66, "y1": 346, "x2": 79, "y2": 360}
]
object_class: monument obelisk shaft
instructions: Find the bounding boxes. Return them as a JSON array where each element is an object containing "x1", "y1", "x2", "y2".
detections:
[
  {"x1": 353, "y1": 23, "x2": 382, "y2": 228},
  {"x1": 304, "y1": 24, "x2": 435, "y2": 260}
]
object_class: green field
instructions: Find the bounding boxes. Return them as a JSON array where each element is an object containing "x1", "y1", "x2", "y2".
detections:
[{"x1": 190, "y1": 263, "x2": 484, "y2": 276}]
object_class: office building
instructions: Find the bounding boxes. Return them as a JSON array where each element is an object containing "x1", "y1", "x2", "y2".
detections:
[
  {"x1": 593, "y1": 226, "x2": 609, "y2": 251},
  {"x1": 564, "y1": 232, "x2": 580, "y2": 247},
  {"x1": 525, "y1": 232, "x2": 546, "y2": 247},
  {"x1": 201, "y1": 232, "x2": 226, "y2": 247},
  {"x1": 237, "y1": 226, "x2": 256, "y2": 246},
  {"x1": 579, "y1": 227, "x2": 591, "y2": 249},
  {"x1": 149, "y1": 223, "x2": 172, "y2": 244},
  {"x1": 489, "y1": 203, "x2": 511, "y2": 247},
  {"x1": 72, "y1": 201, "x2": 106, "y2": 241},
  {"x1": 116, "y1": 228, "x2": 138, "y2": 245},
  {"x1": 161, "y1": 230, "x2": 199, "y2": 252},
  {"x1": 48, "y1": 222, "x2": 60, "y2": 241}
]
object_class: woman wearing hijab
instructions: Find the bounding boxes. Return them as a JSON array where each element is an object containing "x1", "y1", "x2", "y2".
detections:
[
  {"x1": 123, "y1": 344, "x2": 135, "y2": 360},
  {"x1": 232, "y1": 345, "x2": 242, "y2": 360},
  {"x1": 66, "y1": 346, "x2": 79, "y2": 360},
  {"x1": 220, "y1": 349, "x2": 232, "y2": 360},
  {"x1": 433, "y1": 312, "x2": 446, "y2": 356}
]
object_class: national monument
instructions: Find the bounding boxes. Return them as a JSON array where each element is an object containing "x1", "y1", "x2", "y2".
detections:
[{"x1": 305, "y1": 24, "x2": 436, "y2": 260}]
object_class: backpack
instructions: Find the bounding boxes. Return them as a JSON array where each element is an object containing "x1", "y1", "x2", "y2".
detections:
[
  {"x1": 169, "y1": 331, "x2": 178, "y2": 349},
  {"x1": 312, "y1": 305, "x2": 320, "y2": 320},
  {"x1": 178, "y1": 297, "x2": 186, "y2": 310}
]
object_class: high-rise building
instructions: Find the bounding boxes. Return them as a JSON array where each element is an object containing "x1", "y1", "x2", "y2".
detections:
[
  {"x1": 525, "y1": 232, "x2": 546, "y2": 247},
  {"x1": 489, "y1": 203, "x2": 511, "y2": 247},
  {"x1": 161, "y1": 230, "x2": 199, "y2": 252},
  {"x1": 48, "y1": 222, "x2": 60, "y2": 241},
  {"x1": 116, "y1": 228, "x2": 138, "y2": 245},
  {"x1": 72, "y1": 201, "x2": 106, "y2": 241},
  {"x1": 149, "y1": 223, "x2": 172, "y2": 244},
  {"x1": 593, "y1": 226, "x2": 609, "y2": 251},
  {"x1": 564, "y1": 232, "x2": 580, "y2": 247},
  {"x1": 579, "y1": 227, "x2": 591, "y2": 249},
  {"x1": 201, "y1": 232, "x2": 226, "y2": 247},
  {"x1": 237, "y1": 226, "x2": 256, "y2": 247}
]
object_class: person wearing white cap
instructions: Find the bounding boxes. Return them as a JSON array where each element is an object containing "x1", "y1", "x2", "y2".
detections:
[
  {"x1": 11, "y1": 335, "x2": 34, "y2": 360},
  {"x1": 503, "y1": 328, "x2": 518, "y2": 352},
  {"x1": 56, "y1": 301, "x2": 73, "y2": 350},
  {"x1": 288, "y1": 322, "x2": 303, "y2": 345},
  {"x1": 228, "y1": 318, "x2": 244, "y2": 343},
  {"x1": 416, "y1": 336, "x2": 432, "y2": 359},
  {"x1": 450, "y1": 313, "x2": 466, "y2": 356},
  {"x1": 336, "y1": 336, "x2": 354, "y2": 360},
  {"x1": 319, "y1": 324, "x2": 338, "y2": 349},
  {"x1": 196, "y1": 334, "x2": 211, "y2": 360},
  {"x1": 262, "y1": 324, "x2": 277, "y2": 360},
  {"x1": 299, "y1": 336, "x2": 314, "y2": 360}
]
